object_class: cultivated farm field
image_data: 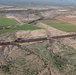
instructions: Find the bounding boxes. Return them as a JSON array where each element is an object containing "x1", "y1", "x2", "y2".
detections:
[
  {"x1": 0, "y1": 24, "x2": 41, "y2": 34},
  {"x1": 12, "y1": 24, "x2": 41, "y2": 30},
  {"x1": 57, "y1": 17, "x2": 76, "y2": 25},
  {"x1": 0, "y1": 17, "x2": 19, "y2": 26},
  {"x1": 42, "y1": 20, "x2": 76, "y2": 32}
]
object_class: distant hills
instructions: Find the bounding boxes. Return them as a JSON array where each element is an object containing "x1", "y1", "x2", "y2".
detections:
[
  {"x1": 0, "y1": 0, "x2": 76, "y2": 3},
  {"x1": 0, "y1": 0, "x2": 76, "y2": 6}
]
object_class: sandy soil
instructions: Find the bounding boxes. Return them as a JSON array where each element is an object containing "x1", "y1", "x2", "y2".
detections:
[{"x1": 15, "y1": 29, "x2": 47, "y2": 39}]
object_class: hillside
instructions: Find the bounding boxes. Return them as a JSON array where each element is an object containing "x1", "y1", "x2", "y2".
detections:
[
  {"x1": 0, "y1": 24, "x2": 76, "y2": 75},
  {"x1": 0, "y1": 2, "x2": 76, "y2": 75}
]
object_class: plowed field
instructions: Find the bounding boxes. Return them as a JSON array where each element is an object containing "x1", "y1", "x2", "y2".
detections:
[{"x1": 57, "y1": 17, "x2": 76, "y2": 25}]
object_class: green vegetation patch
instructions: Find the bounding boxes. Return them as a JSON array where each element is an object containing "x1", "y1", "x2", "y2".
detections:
[
  {"x1": 42, "y1": 20, "x2": 76, "y2": 32},
  {"x1": 53, "y1": 54, "x2": 67, "y2": 70},
  {"x1": 0, "y1": 17, "x2": 19, "y2": 26},
  {"x1": 12, "y1": 24, "x2": 41, "y2": 30},
  {"x1": 1, "y1": 65, "x2": 10, "y2": 73},
  {"x1": 0, "y1": 24, "x2": 41, "y2": 34}
]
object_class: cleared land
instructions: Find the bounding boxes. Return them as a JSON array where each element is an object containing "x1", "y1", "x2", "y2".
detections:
[
  {"x1": 0, "y1": 17, "x2": 19, "y2": 26},
  {"x1": 0, "y1": 24, "x2": 41, "y2": 34},
  {"x1": 42, "y1": 19, "x2": 76, "y2": 32},
  {"x1": 57, "y1": 17, "x2": 76, "y2": 25},
  {"x1": 43, "y1": 18, "x2": 58, "y2": 20}
]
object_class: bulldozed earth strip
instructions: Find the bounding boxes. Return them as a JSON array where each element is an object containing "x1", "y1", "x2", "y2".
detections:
[{"x1": 0, "y1": 33, "x2": 76, "y2": 46}]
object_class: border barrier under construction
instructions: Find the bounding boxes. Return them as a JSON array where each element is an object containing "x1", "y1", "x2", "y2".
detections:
[{"x1": 0, "y1": 33, "x2": 76, "y2": 46}]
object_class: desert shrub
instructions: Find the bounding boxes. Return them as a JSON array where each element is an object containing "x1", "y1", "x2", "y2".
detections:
[
  {"x1": 53, "y1": 54, "x2": 67, "y2": 70},
  {"x1": 1, "y1": 65, "x2": 10, "y2": 73}
]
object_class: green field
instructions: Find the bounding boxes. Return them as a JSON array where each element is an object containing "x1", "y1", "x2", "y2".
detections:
[
  {"x1": 42, "y1": 20, "x2": 76, "y2": 32},
  {"x1": 0, "y1": 24, "x2": 41, "y2": 34},
  {"x1": 0, "y1": 17, "x2": 19, "y2": 26},
  {"x1": 12, "y1": 24, "x2": 41, "y2": 30}
]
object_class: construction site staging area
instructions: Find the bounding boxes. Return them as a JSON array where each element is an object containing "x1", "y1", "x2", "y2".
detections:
[{"x1": 1, "y1": 6, "x2": 76, "y2": 75}]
